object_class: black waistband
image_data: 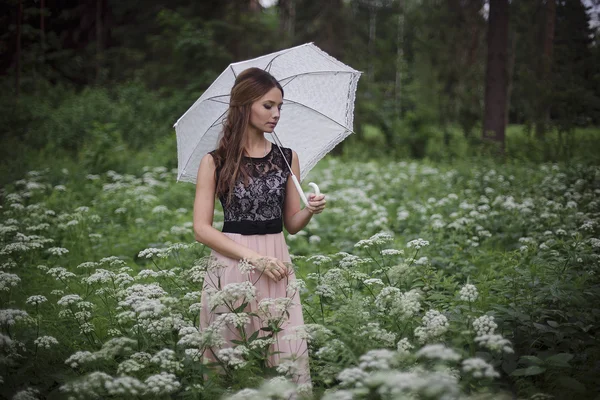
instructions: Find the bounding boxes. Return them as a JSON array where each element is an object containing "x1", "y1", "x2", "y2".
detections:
[{"x1": 222, "y1": 218, "x2": 283, "y2": 235}]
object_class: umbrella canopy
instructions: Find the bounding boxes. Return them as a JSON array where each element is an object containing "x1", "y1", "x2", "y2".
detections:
[{"x1": 174, "y1": 42, "x2": 361, "y2": 184}]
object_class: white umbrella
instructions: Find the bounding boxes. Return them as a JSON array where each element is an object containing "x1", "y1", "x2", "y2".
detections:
[{"x1": 173, "y1": 42, "x2": 361, "y2": 206}]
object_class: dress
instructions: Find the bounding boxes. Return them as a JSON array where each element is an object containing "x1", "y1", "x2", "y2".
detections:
[{"x1": 199, "y1": 145, "x2": 311, "y2": 385}]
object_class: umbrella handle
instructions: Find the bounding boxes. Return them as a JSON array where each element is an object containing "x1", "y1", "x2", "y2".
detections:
[{"x1": 291, "y1": 175, "x2": 320, "y2": 208}]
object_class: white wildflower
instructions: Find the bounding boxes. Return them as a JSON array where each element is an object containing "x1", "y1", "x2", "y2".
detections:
[
  {"x1": 26, "y1": 295, "x2": 47, "y2": 306},
  {"x1": 414, "y1": 310, "x2": 449, "y2": 343},
  {"x1": 34, "y1": 336, "x2": 59, "y2": 349},
  {"x1": 0, "y1": 272, "x2": 21, "y2": 291},
  {"x1": 462, "y1": 357, "x2": 500, "y2": 378},
  {"x1": 144, "y1": 372, "x2": 180, "y2": 395},
  {"x1": 407, "y1": 238, "x2": 430, "y2": 250},
  {"x1": 459, "y1": 284, "x2": 478, "y2": 302},
  {"x1": 415, "y1": 344, "x2": 461, "y2": 361},
  {"x1": 475, "y1": 334, "x2": 514, "y2": 353},
  {"x1": 337, "y1": 367, "x2": 368, "y2": 387},
  {"x1": 472, "y1": 315, "x2": 497, "y2": 336},
  {"x1": 397, "y1": 338, "x2": 413, "y2": 354}
]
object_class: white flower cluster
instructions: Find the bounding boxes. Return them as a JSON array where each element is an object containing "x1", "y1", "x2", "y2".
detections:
[
  {"x1": 256, "y1": 297, "x2": 295, "y2": 321},
  {"x1": 0, "y1": 272, "x2": 20, "y2": 292},
  {"x1": 26, "y1": 295, "x2": 47, "y2": 306},
  {"x1": 414, "y1": 310, "x2": 449, "y2": 343},
  {"x1": 406, "y1": 238, "x2": 430, "y2": 250},
  {"x1": 358, "y1": 349, "x2": 396, "y2": 371},
  {"x1": 307, "y1": 255, "x2": 332, "y2": 266},
  {"x1": 358, "y1": 322, "x2": 396, "y2": 347},
  {"x1": 57, "y1": 294, "x2": 82, "y2": 307},
  {"x1": 286, "y1": 278, "x2": 306, "y2": 296},
  {"x1": 144, "y1": 372, "x2": 180, "y2": 395},
  {"x1": 217, "y1": 346, "x2": 249, "y2": 369},
  {"x1": 275, "y1": 359, "x2": 299, "y2": 377},
  {"x1": 472, "y1": 315, "x2": 497, "y2": 335},
  {"x1": 475, "y1": 334, "x2": 514, "y2": 353},
  {"x1": 588, "y1": 238, "x2": 600, "y2": 249},
  {"x1": 225, "y1": 376, "x2": 301, "y2": 400},
  {"x1": 46, "y1": 247, "x2": 69, "y2": 256},
  {"x1": 238, "y1": 258, "x2": 255, "y2": 274},
  {"x1": 462, "y1": 357, "x2": 500, "y2": 378},
  {"x1": 375, "y1": 287, "x2": 421, "y2": 319},
  {"x1": 46, "y1": 267, "x2": 76, "y2": 280},
  {"x1": 12, "y1": 387, "x2": 40, "y2": 400},
  {"x1": 315, "y1": 284, "x2": 336, "y2": 298},
  {"x1": 34, "y1": 335, "x2": 59, "y2": 349},
  {"x1": 95, "y1": 337, "x2": 137, "y2": 360},
  {"x1": 354, "y1": 232, "x2": 394, "y2": 249},
  {"x1": 150, "y1": 349, "x2": 183, "y2": 373},
  {"x1": 337, "y1": 367, "x2": 368, "y2": 388},
  {"x1": 65, "y1": 351, "x2": 98, "y2": 368},
  {"x1": 137, "y1": 247, "x2": 167, "y2": 259},
  {"x1": 206, "y1": 281, "x2": 257, "y2": 310},
  {"x1": 415, "y1": 344, "x2": 461, "y2": 361},
  {"x1": 117, "y1": 359, "x2": 144, "y2": 375},
  {"x1": 0, "y1": 309, "x2": 30, "y2": 326},
  {"x1": 105, "y1": 376, "x2": 146, "y2": 396},
  {"x1": 396, "y1": 338, "x2": 414, "y2": 354},
  {"x1": 380, "y1": 248, "x2": 403, "y2": 256},
  {"x1": 459, "y1": 284, "x2": 478, "y2": 302},
  {"x1": 214, "y1": 312, "x2": 251, "y2": 328}
]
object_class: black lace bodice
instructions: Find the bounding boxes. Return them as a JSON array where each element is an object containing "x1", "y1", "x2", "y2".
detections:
[{"x1": 210, "y1": 145, "x2": 293, "y2": 235}]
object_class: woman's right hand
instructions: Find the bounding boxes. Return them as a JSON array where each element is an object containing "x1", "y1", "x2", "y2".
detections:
[{"x1": 250, "y1": 256, "x2": 289, "y2": 282}]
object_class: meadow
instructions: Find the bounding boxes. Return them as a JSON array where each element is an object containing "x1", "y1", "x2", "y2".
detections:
[{"x1": 0, "y1": 156, "x2": 599, "y2": 400}]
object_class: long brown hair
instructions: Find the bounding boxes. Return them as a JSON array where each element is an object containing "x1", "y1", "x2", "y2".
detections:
[{"x1": 212, "y1": 67, "x2": 284, "y2": 204}]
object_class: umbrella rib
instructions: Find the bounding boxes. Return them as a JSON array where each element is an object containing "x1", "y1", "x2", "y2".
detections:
[
  {"x1": 195, "y1": 71, "x2": 359, "y2": 105},
  {"x1": 283, "y1": 99, "x2": 357, "y2": 134},
  {"x1": 207, "y1": 98, "x2": 229, "y2": 105},
  {"x1": 278, "y1": 70, "x2": 358, "y2": 83},
  {"x1": 281, "y1": 75, "x2": 297, "y2": 88}
]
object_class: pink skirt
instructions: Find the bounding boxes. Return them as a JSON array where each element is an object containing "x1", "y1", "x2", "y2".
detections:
[{"x1": 199, "y1": 232, "x2": 311, "y2": 385}]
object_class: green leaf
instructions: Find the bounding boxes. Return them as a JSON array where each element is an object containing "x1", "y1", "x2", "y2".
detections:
[
  {"x1": 545, "y1": 353, "x2": 574, "y2": 367},
  {"x1": 557, "y1": 376, "x2": 586, "y2": 392},
  {"x1": 248, "y1": 331, "x2": 260, "y2": 342},
  {"x1": 533, "y1": 322, "x2": 555, "y2": 333},
  {"x1": 519, "y1": 355, "x2": 544, "y2": 365},
  {"x1": 547, "y1": 320, "x2": 560, "y2": 328},
  {"x1": 233, "y1": 302, "x2": 248, "y2": 313},
  {"x1": 261, "y1": 327, "x2": 273, "y2": 332},
  {"x1": 511, "y1": 366, "x2": 546, "y2": 376}
]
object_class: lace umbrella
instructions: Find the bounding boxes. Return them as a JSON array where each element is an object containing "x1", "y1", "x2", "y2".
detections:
[{"x1": 173, "y1": 42, "x2": 361, "y2": 205}]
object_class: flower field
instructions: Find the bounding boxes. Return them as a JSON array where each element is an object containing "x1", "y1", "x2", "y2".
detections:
[{"x1": 1, "y1": 159, "x2": 599, "y2": 399}]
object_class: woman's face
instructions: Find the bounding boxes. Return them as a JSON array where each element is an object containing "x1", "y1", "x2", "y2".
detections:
[{"x1": 249, "y1": 86, "x2": 283, "y2": 133}]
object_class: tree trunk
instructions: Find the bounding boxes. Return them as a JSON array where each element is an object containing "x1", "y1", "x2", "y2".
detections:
[
  {"x1": 279, "y1": 0, "x2": 296, "y2": 43},
  {"x1": 40, "y1": 0, "x2": 45, "y2": 57},
  {"x1": 16, "y1": 0, "x2": 22, "y2": 100},
  {"x1": 96, "y1": 0, "x2": 103, "y2": 84},
  {"x1": 482, "y1": 0, "x2": 509, "y2": 155},
  {"x1": 395, "y1": 1, "x2": 404, "y2": 118},
  {"x1": 535, "y1": 0, "x2": 556, "y2": 138},
  {"x1": 506, "y1": 28, "x2": 517, "y2": 128},
  {"x1": 368, "y1": 6, "x2": 377, "y2": 81}
]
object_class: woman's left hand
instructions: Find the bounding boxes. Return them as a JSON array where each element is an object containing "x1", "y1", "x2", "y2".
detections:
[{"x1": 307, "y1": 193, "x2": 326, "y2": 215}]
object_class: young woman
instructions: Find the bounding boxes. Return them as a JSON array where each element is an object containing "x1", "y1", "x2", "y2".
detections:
[{"x1": 193, "y1": 67, "x2": 326, "y2": 384}]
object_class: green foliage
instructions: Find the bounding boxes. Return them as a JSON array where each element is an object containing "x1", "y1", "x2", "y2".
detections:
[{"x1": 2, "y1": 154, "x2": 599, "y2": 399}]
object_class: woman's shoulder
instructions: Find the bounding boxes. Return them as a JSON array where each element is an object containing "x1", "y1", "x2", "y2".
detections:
[{"x1": 275, "y1": 145, "x2": 294, "y2": 165}]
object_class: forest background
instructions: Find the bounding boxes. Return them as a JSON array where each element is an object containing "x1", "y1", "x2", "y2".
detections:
[{"x1": 1, "y1": 0, "x2": 600, "y2": 182}]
